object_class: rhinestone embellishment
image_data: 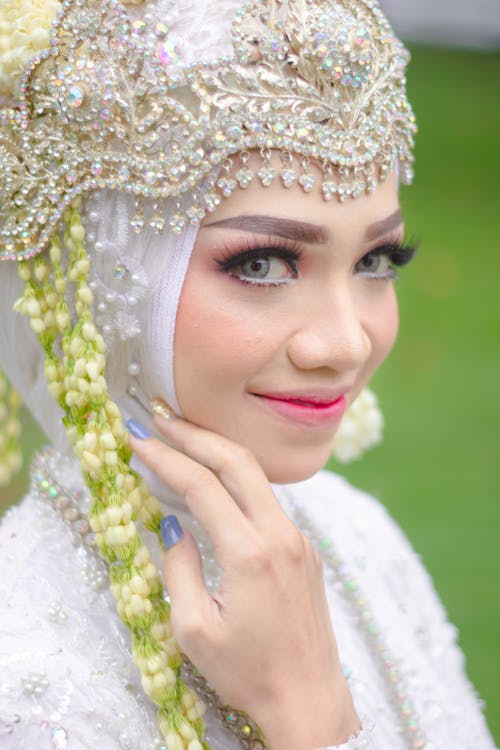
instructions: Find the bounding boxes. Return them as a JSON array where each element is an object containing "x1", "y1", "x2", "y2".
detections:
[{"x1": 0, "y1": 0, "x2": 416, "y2": 261}]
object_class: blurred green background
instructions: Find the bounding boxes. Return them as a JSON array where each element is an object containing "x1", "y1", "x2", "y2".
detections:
[{"x1": 1, "y1": 46, "x2": 499, "y2": 742}]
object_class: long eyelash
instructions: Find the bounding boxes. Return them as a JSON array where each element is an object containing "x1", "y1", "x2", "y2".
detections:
[
  {"x1": 215, "y1": 236, "x2": 303, "y2": 274},
  {"x1": 369, "y1": 238, "x2": 420, "y2": 268}
]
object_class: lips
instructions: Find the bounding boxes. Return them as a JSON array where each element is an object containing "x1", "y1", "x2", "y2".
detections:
[
  {"x1": 259, "y1": 394, "x2": 343, "y2": 408},
  {"x1": 250, "y1": 390, "x2": 349, "y2": 427}
]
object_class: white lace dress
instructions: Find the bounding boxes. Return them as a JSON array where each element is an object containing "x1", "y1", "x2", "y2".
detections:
[{"x1": 0, "y1": 448, "x2": 496, "y2": 750}]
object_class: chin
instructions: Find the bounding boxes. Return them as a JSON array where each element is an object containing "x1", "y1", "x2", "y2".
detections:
[{"x1": 259, "y1": 445, "x2": 332, "y2": 485}]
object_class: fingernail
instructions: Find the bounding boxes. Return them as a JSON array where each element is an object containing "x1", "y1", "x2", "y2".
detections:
[
  {"x1": 160, "y1": 515, "x2": 184, "y2": 550},
  {"x1": 126, "y1": 419, "x2": 152, "y2": 440},
  {"x1": 151, "y1": 398, "x2": 177, "y2": 421}
]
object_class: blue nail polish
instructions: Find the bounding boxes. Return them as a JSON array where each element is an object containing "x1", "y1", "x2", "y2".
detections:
[
  {"x1": 126, "y1": 419, "x2": 151, "y2": 440},
  {"x1": 160, "y1": 515, "x2": 184, "y2": 550}
]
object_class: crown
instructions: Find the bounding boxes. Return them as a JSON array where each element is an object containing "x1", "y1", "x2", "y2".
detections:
[{"x1": 0, "y1": 0, "x2": 416, "y2": 261}]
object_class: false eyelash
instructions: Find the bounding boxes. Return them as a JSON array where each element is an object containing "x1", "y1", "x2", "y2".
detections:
[
  {"x1": 215, "y1": 236, "x2": 303, "y2": 274},
  {"x1": 369, "y1": 238, "x2": 419, "y2": 268}
]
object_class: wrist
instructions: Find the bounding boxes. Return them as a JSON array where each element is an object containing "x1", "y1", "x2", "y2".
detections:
[{"x1": 252, "y1": 675, "x2": 360, "y2": 750}]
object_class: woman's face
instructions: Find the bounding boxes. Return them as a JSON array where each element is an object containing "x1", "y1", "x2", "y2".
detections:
[{"x1": 174, "y1": 162, "x2": 406, "y2": 483}]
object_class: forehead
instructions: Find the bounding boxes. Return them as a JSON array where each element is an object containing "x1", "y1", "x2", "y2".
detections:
[{"x1": 202, "y1": 156, "x2": 402, "y2": 243}]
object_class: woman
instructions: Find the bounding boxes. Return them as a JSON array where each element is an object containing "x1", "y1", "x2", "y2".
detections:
[{"x1": 0, "y1": 0, "x2": 496, "y2": 748}]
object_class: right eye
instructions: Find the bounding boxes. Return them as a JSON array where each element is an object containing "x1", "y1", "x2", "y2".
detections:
[{"x1": 217, "y1": 246, "x2": 301, "y2": 287}]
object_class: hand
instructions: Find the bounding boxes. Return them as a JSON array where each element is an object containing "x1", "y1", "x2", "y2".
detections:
[{"x1": 128, "y1": 411, "x2": 360, "y2": 750}]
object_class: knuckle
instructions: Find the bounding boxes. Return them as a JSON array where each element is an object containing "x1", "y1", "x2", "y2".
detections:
[
  {"x1": 235, "y1": 533, "x2": 274, "y2": 572},
  {"x1": 186, "y1": 466, "x2": 217, "y2": 495},
  {"x1": 171, "y1": 610, "x2": 206, "y2": 647},
  {"x1": 281, "y1": 527, "x2": 307, "y2": 563},
  {"x1": 217, "y1": 441, "x2": 256, "y2": 473}
]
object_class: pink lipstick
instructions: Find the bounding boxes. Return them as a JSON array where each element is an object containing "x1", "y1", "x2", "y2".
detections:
[{"x1": 252, "y1": 392, "x2": 347, "y2": 427}]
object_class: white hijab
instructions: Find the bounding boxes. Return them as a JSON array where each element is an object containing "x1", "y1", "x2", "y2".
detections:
[{"x1": 0, "y1": 0, "x2": 243, "y2": 449}]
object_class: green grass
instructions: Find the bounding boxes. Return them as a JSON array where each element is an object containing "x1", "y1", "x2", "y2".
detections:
[{"x1": 1, "y1": 45, "x2": 499, "y2": 743}]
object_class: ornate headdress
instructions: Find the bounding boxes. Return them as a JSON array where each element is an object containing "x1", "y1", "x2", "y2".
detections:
[
  {"x1": 0, "y1": 0, "x2": 415, "y2": 260},
  {"x1": 0, "y1": 1, "x2": 415, "y2": 748}
]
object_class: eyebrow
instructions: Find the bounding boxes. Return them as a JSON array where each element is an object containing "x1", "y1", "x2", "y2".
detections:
[
  {"x1": 364, "y1": 209, "x2": 403, "y2": 241},
  {"x1": 203, "y1": 215, "x2": 329, "y2": 244},
  {"x1": 203, "y1": 208, "x2": 403, "y2": 244}
]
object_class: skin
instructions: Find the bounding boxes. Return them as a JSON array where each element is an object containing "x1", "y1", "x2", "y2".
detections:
[
  {"x1": 130, "y1": 162, "x2": 405, "y2": 749},
  {"x1": 174, "y1": 164, "x2": 401, "y2": 483}
]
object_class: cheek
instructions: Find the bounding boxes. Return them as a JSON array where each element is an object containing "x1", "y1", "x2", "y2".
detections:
[
  {"x1": 174, "y1": 278, "x2": 276, "y2": 410},
  {"x1": 367, "y1": 287, "x2": 399, "y2": 367}
]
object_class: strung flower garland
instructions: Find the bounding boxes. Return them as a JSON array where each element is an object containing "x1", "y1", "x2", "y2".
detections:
[
  {"x1": 14, "y1": 202, "x2": 207, "y2": 750},
  {"x1": 0, "y1": 371, "x2": 23, "y2": 487}
]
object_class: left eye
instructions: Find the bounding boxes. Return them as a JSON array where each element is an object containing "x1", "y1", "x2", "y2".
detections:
[
  {"x1": 232, "y1": 256, "x2": 294, "y2": 283},
  {"x1": 355, "y1": 252, "x2": 392, "y2": 277}
]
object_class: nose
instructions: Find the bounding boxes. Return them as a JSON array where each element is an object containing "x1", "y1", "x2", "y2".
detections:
[{"x1": 286, "y1": 287, "x2": 371, "y2": 374}]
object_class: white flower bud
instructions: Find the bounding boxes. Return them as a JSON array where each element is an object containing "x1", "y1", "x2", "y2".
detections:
[
  {"x1": 89, "y1": 380, "x2": 105, "y2": 398},
  {"x1": 181, "y1": 692, "x2": 194, "y2": 710},
  {"x1": 82, "y1": 450, "x2": 102, "y2": 473},
  {"x1": 188, "y1": 739, "x2": 203, "y2": 750},
  {"x1": 164, "y1": 732, "x2": 184, "y2": 750},
  {"x1": 70, "y1": 337, "x2": 84, "y2": 358},
  {"x1": 18, "y1": 265, "x2": 31, "y2": 282},
  {"x1": 145, "y1": 494, "x2": 161, "y2": 514},
  {"x1": 82, "y1": 321, "x2": 97, "y2": 341},
  {"x1": 128, "y1": 488, "x2": 142, "y2": 508},
  {"x1": 104, "y1": 450, "x2": 118, "y2": 467},
  {"x1": 25, "y1": 298, "x2": 41, "y2": 317},
  {"x1": 73, "y1": 358, "x2": 87, "y2": 378},
  {"x1": 153, "y1": 671, "x2": 169, "y2": 691},
  {"x1": 86, "y1": 361, "x2": 101, "y2": 381},
  {"x1": 105, "y1": 401, "x2": 121, "y2": 419},
  {"x1": 56, "y1": 311, "x2": 71, "y2": 331},
  {"x1": 77, "y1": 285, "x2": 93, "y2": 306},
  {"x1": 45, "y1": 292, "x2": 58, "y2": 309},
  {"x1": 30, "y1": 318, "x2": 45, "y2": 334},
  {"x1": 77, "y1": 377, "x2": 90, "y2": 394},
  {"x1": 34, "y1": 262, "x2": 49, "y2": 282},
  {"x1": 100, "y1": 431, "x2": 117, "y2": 450},
  {"x1": 121, "y1": 501, "x2": 133, "y2": 524},
  {"x1": 179, "y1": 721, "x2": 196, "y2": 742},
  {"x1": 130, "y1": 575, "x2": 149, "y2": 597},
  {"x1": 143, "y1": 563, "x2": 158, "y2": 581},
  {"x1": 150, "y1": 623, "x2": 167, "y2": 642},
  {"x1": 146, "y1": 653, "x2": 166, "y2": 675},
  {"x1": 89, "y1": 515, "x2": 101, "y2": 533},
  {"x1": 140, "y1": 674, "x2": 154, "y2": 698},
  {"x1": 106, "y1": 505, "x2": 122, "y2": 527},
  {"x1": 50, "y1": 243, "x2": 61, "y2": 264},
  {"x1": 43, "y1": 310, "x2": 56, "y2": 328},
  {"x1": 71, "y1": 224, "x2": 85, "y2": 242},
  {"x1": 133, "y1": 545, "x2": 149, "y2": 567}
]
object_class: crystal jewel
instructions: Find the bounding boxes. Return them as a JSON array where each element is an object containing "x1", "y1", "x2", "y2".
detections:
[
  {"x1": 0, "y1": 0, "x2": 416, "y2": 261},
  {"x1": 280, "y1": 168, "x2": 297, "y2": 188}
]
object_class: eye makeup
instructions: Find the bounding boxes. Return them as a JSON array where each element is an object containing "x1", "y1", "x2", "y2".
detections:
[{"x1": 212, "y1": 233, "x2": 418, "y2": 287}]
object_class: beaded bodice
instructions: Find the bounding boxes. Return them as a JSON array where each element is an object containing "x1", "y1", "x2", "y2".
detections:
[{"x1": 0, "y1": 448, "x2": 496, "y2": 749}]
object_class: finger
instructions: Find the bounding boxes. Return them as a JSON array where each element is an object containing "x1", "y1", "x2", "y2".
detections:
[
  {"x1": 127, "y1": 422, "x2": 248, "y2": 547},
  {"x1": 152, "y1": 410, "x2": 286, "y2": 526},
  {"x1": 161, "y1": 525, "x2": 219, "y2": 644}
]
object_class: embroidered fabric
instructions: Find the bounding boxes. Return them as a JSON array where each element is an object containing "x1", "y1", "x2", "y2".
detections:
[{"x1": 0, "y1": 449, "x2": 496, "y2": 750}]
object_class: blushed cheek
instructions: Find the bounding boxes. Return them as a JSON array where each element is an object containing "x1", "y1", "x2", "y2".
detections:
[
  {"x1": 174, "y1": 284, "x2": 270, "y2": 399},
  {"x1": 376, "y1": 294, "x2": 399, "y2": 364}
]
